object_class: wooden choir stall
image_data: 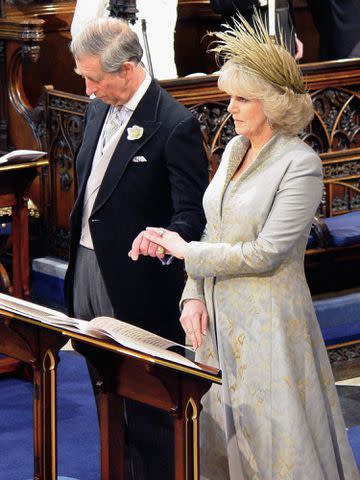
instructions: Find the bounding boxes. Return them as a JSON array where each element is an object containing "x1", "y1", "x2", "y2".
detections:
[
  {"x1": 0, "y1": 158, "x2": 48, "y2": 375},
  {"x1": 0, "y1": 159, "x2": 48, "y2": 299}
]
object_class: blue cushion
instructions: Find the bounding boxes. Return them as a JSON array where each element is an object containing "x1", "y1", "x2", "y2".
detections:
[
  {"x1": 348, "y1": 425, "x2": 360, "y2": 471},
  {"x1": 0, "y1": 220, "x2": 11, "y2": 235},
  {"x1": 324, "y1": 211, "x2": 360, "y2": 247},
  {"x1": 31, "y1": 271, "x2": 65, "y2": 310},
  {"x1": 314, "y1": 292, "x2": 360, "y2": 345},
  {"x1": 31, "y1": 256, "x2": 67, "y2": 310}
]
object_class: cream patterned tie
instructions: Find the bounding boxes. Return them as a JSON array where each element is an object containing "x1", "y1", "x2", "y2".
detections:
[{"x1": 103, "y1": 106, "x2": 127, "y2": 148}]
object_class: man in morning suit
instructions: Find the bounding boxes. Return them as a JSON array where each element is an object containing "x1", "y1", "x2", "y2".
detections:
[{"x1": 65, "y1": 17, "x2": 208, "y2": 480}]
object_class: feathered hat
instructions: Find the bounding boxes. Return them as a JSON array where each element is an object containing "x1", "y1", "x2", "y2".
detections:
[{"x1": 209, "y1": 11, "x2": 307, "y2": 95}]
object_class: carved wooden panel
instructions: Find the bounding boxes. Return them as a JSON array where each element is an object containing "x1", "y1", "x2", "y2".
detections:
[
  {"x1": 328, "y1": 343, "x2": 360, "y2": 366},
  {"x1": 46, "y1": 89, "x2": 88, "y2": 256},
  {"x1": 189, "y1": 102, "x2": 233, "y2": 176},
  {"x1": 318, "y1": 148, "x2": 360, "y2": 217},
  {"x1": 108, "y1": 0, "x2": 138, "y2": 23},
  {"x1": 310, "y1": 88, "x2": 360, "y2": 152},
  {"x1": 4, "y1": 1, "x2": 71, "y2": 4}
]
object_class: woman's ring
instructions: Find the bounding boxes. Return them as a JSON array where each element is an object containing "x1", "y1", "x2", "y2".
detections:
[{"x1": 156, "y1": 246, "x2": 165, "y2": 255}]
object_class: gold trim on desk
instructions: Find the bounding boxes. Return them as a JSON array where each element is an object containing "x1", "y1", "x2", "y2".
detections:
[
  {"x1": 185, "y1": 397, "x2": 199, "y2": 480},
  {"x1": 326, "y1": 339, "x2": 360, "y2": 350},
  {"x1": 42, "y1": 349, "x2": 57, "y2": 480},
  {"x1": 0, "y1": 309, "x2": 222, "y2": 384},
  {"x1": 0, "y1": 159, "x2": 48, "y2": 173},
  {"x1": 69, "y1": 332, "x2": 222, "y2": 384}
]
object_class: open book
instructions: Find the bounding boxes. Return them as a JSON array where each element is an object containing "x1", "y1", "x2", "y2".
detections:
[
  {"x1": 0, "y1": 149, "x2": 46, "y2": 165},
  {"x1": 0, "y1": 293, "x2": 200, "y2": 371}
]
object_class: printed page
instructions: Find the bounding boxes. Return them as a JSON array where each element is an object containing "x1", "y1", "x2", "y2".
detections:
[
  {"x1": 84, "y1": 316, "x2": 200, "y2": 370},
  {"x1": 88, "y1": 317, "x2": 177, "y2": 348},
  {"x1": 88, "y1": 316, "x2": 193, "y2": 350},
  {"x1": 0, "y1": 149, "x2": 46, "y2": 165},
  {"x1": 0, "y1": 293, "x2": 78, "y2": 327}
]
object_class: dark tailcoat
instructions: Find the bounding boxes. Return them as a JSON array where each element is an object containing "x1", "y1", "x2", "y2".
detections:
[
  {"x1": 64, "y1": 80, "x2": 208, "y2": 344},
  {"x1": 308, "y1": 0, "x2": 360, "y2": 60}
]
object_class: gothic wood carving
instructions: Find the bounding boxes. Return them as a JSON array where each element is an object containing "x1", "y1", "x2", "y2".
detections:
[
  {"x1": 46, "y1": 87, "x2": 88, "y2": 256},
  {"x1": 319, "y1": 149, "x2": 360, "y2": 216},
  {"x1": 3, "y1": 0, "x2": 71, "y2": 5},
  {"x1": 0, "y1": 39, "x2": 7, "y2": 151},
  {"x1": 328, "y1": 343, "x2": 360, "y2": 366},
  {"x1": 108, "y1": 0, "x2": 138, "y2": 24},
  {"x1": 0, "y1": 17, "x2": 45, "y2": 150}
]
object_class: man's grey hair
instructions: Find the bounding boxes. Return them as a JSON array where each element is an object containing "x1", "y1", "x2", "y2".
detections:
[{"x1": 70, "y1": 17, "x2": 143, "y2": 73}]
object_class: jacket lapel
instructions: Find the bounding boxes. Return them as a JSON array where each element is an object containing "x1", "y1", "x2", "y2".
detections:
[
  {"x1": 76, "y1": 101, "x2": 109, "y2": 199},
  {"x1": 224, "y1": 136, "x2": 249, "y2": 186},
  {"x1": 92, "y1": 81, "x2": 161, "y2": 215},
  {"x1": 216, "y1": 136, "x2": 249, "y2": 217}
]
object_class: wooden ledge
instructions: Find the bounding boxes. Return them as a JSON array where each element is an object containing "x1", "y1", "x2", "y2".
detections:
[{"x1": 0, "y1": 17, "x2": 44, "y2": 43}]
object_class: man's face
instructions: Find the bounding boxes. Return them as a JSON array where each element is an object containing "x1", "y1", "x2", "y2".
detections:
[{"x1": 75, "y1": 55, "x2": 132, "y2": 106}]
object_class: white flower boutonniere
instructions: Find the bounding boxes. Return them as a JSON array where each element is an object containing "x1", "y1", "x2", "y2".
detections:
[{"x1": 127, "y1": 125, "x2": 144, "y2": 141}]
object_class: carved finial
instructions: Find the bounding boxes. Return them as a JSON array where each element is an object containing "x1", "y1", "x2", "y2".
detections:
[{"x1": 108, "y1": 0, "x2": 138, "y2": 25}]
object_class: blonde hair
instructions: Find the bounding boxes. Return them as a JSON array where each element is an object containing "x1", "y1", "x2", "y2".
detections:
[{"x1": 219, "y1": 61, "x2": 314, "y2": 136}]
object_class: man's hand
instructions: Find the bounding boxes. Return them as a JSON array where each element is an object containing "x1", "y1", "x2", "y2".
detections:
[
  {"x1": 180, "y1": 299, "x2": 208, "y2": 350},
  {"x1": 129, "y1": 230, "x2": 165, "y2": 261}
]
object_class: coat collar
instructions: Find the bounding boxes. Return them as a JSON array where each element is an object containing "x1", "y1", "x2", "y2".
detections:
[
  {"x1": 218, "y1": 133, "x2": 297, "y2": 216},
  {"x1": 222, "y1": 132, "x2": 296, "y2": 187}
]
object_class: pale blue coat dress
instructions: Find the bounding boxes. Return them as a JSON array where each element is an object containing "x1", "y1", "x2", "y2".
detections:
[{"x1": 181, "y1": 133, "x2": 359, "y2": 480}]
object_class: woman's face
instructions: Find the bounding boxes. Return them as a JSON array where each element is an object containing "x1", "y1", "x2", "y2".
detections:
[{"x1": 227, "y1": 95, "x2": 270, "y2": 140}]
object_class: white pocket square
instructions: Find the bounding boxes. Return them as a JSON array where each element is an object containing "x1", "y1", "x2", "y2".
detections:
[{"x1": 132, "y1": 156, "x2": 148, "y2": 163}]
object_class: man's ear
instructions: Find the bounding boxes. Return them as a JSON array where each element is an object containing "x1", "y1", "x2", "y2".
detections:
[{"x1": 118, "y1": 61, "x2": 135, "y2": 78}]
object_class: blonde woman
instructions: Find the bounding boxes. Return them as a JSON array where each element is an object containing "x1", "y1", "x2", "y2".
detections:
[{"x1": 132, "y1": 15, "x2": 359, "y2": 480}]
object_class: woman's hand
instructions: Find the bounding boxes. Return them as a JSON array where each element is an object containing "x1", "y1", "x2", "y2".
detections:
[
  {"x1": 180, "y1": 299, "x2": 208, "y2": 350},
  {"x1": 143, "y1": 227, "x2": 188, "y2": 260}
]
